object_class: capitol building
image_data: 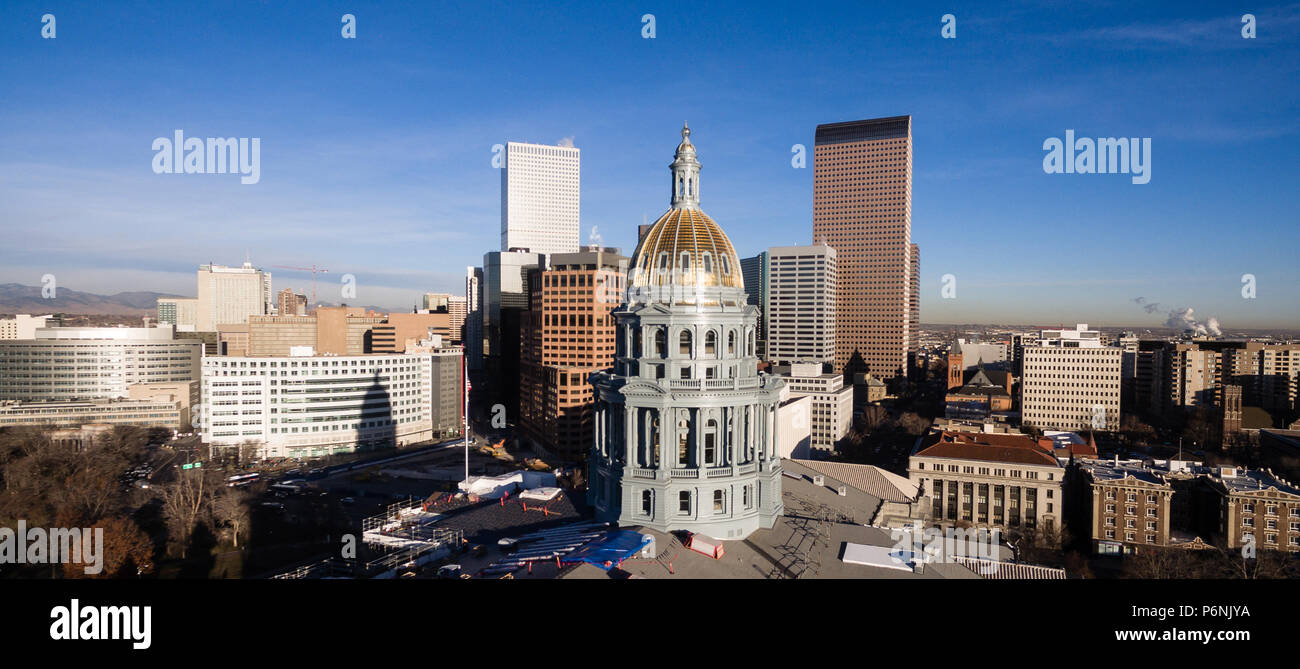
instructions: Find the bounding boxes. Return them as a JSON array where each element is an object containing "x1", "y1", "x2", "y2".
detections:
[{"x1": 589, "y1": 125, "x2": 785, "y2": 540}]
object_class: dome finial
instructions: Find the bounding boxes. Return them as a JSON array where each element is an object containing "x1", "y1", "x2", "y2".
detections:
[{"x1": 670, "y1": 123, "x2": 701, "y2": 209}]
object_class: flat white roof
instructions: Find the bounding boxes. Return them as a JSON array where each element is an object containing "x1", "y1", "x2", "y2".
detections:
[{"x1": 841, "y1": 543, "x2": 915, "y2": 572}]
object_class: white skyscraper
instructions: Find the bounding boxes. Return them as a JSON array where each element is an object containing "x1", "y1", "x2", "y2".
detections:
[
  {"x1": 1021, "y1": 324, "x2": 1123, "y2": 431},
  {"x1": 501, "y1": 141, "x2": 580, "y2": 256},
  {"x1": 196, "y1": 262, "x2": 273, "y2": 331},
  {"x1": 767, "y1": 245, "x2": 836, "y2": 366}
]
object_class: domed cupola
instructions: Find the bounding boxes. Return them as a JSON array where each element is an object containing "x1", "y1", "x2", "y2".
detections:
[{"x1": 630, "y1": 124, "x2": 745, "y2": 304}]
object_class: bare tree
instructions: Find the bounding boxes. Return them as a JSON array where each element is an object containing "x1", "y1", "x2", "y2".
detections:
[
  {"x1": 211, "y1": 486, "x2": 252, "y2": 549},
  {"x1": 159, "y1": 469, "x2": 212, "y2": 558}
]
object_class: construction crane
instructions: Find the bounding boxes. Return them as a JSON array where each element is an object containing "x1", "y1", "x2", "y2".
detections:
[{"x1": 271, "y1": 264, "x2": 330, "y2": 309}]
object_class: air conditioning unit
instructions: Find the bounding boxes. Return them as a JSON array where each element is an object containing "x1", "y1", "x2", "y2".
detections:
[
  {"x1": 838, "y1": 485, "x2": 847, "y2": 497},
  {"x1": 813, "y1": 474, "x2": 825, "y2": 486}
]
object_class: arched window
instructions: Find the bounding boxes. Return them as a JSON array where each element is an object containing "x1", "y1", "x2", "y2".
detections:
[
  {"x1": 747, "y1": 329, "x2": 754, "y2": 356},
  {"x1": 701, "y1": 252, "x2": 713, "y2": 274},
  {"x1": 657, "y1": 252, "x2": 669, "y2": 271},
  {"x1": 632, "y1": 327, "x2": 642, "y2": 358},
  {"x1": 727, "y1": 330, "x2": 736, "y2": 355},
  {"x1": 704, "y1": 419, "x2": 718, "y2": 464},
  {"x1": 651, "y1": 414, "x2": 660, "y2": 465},
  {"x1": 641, "y1": 489, "x2": 653, "y2": 516},
  {"x1": 678, "y1": 419, "x2": 690, "y2": 466},
  {"x1": 654, "y1": 328, "x2": 666, "y2": 358},
  {"x1": 705, "y1": 330, "x2": 717, "y2": 356},
  {"x1": 680, "y1": 252, "x2": 691, "y2": 272},
  {"x1": 720, "y1": 255, "x2": 731, "y2": 275},
  {"x1": 679, "y1": 330, "x2": 692, "y2": 356}
]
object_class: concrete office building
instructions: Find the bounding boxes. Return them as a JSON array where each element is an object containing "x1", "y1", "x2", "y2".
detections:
[
  {"x1": 217, "y1": 324, "x2": 249, "y2": 356},
  {"x1": 813, "y1": 116, "x2": 917, "y2": 380},
  {"x1": 739, "y1": 252, "x2": 769, "y2": 360},
  {"x1": 1133, "y1": 340, "x2": 1299, "y2": 425},
  {"x1": 479, "y1": 250, "x2": 547, "y2": 415},
  {"x1": 0, "y1": 314, "x2": 61, "y2": 340},
  {"x1": 767, "y1": 245, "x2": 836, "y2": 366},
  {"x1": 1071, "y1": 458, "x2": 1300, "y2": 555},
  {"x1": 156, "y1": 298, "x2": 199, "y2": 330},
  {"x1": 590, "y1": 125, "x2": 786, "y2": 540},
  {"x1": 423, "y1": 293, "x2": 467, "y2": 344},
  {"x1": 519, "y1": 249, "x2": 627, "y2": 458},
  {"x1": 247, "y1": 315, "x2": 317, "y2": 356},
  {"x1": 0, "y1": 325, "x2": 202, "y2": 401},
  {"x1": 501, "y1": 141, "x2": 581, "y2": 256},
  {"x1": 201, "y1": 348, "x2": 463, "y2": 459},
  {"x1": 773, "y1": 362, "x2": 852, "y2": 456},
  {"x1": 372, "y1": 312, "x2": 457, "y2": 353},
  {"x1": 1021, "y1": 324, "x2": 1122, "y2": 431},
  {"x1": 465, "y1": 267, "x2": 484, "y2": 371},
  {"x1": 0, "y1": 397, "x2": 186, "y2": 431},
  {"x1": 196, "y1": 262, "x2": 273, "y2": 331},
  {"x1": 1072, "y1": 458, "x2": 1179, "y2": 555},
  {"x1": 910, "y1": 431, "x2": 1067, "y2": 539},
  {"x1": 447, "y1": 296, "x2": 467, "y2": 342},
  {"x1": 276, "y1": 289, "x2": 308, "y2": 316},
  {"x1": 0, "y1": 380, "x2": 198, "y2": 431}
]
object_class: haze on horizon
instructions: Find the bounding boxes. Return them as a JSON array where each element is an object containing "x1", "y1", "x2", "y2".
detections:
[{"x1": 2, "y1": 1, "x2": 1297, "y2": 329}]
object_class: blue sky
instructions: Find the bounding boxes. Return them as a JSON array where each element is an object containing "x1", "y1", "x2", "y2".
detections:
[{"x1": 2, "y1": 0, "x2": 1298, "y2": 328}]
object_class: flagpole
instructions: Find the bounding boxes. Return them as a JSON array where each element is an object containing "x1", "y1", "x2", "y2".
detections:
[{"x1": 463, "y1": 354, "x2": 470, "y2": 483}]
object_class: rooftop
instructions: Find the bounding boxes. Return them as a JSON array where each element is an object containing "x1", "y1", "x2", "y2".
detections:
[
  {"x1": 561, "y1": 460, "x2": 979, "y2": 580},
  {"x1": 914, "y1": 431, "x2": 1062, "y2": 467}
]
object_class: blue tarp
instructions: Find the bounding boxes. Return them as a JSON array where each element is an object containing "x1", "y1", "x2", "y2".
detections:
[{"x1": 563, "y1": 531, "x2": 652, "y2": 570}]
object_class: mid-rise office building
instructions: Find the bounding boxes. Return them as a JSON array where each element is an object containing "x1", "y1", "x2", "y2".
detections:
[
  {"x1": 773, "y1": 362, "x2": 852, "y2": 456},
  {"x1": 465, "y1": 266, "x2": 484, "y2": 371},
  {"x1": 1071, "y1": 458, "x2": 1300, "y2": 555},
  {"x1": 0, "y1": 380, "x2": 198, "y2": 431},
  {"x1": 910, "y1": 430, "x2": 1067, "y2": 539},
  {"x1": 739, "y1": 252, "x2": 769, "y2": 360},
  {"x1": 372, "y1": 312, "x2": 457, "y2": 353},
  {"x1": 156, "y1": 298, "x2": 199, "y2": 330},
  {"x1": 201, "y1": 348, "x2": 463, "y2": 459},
  {"x1": 813, "y1": 116, "x2": 917, "y2": 380},
  {"x1": 1132, "y1": 340, "x2": 1299, "y2": 424},
  {"x1": 479, "y1": 250, "x2": 546, "y2": 414},
  {"x1": 276, "y1": 288, "x2": 308, "y2": 316},
  {"x1": 0, "y1": 314, "x2": 61, "y2": 339},
  {"x1": 0, "y1": 325, "x2": 202, "y2": 401},
  {"x1": 196, "y1": 262, "x2": 273, "y2": 331},
  {"x1": 1021, "y1": 324, "x2": 1122, "y2": 431},
  {"x1": 500, "y1": 141, "x2": 580, "y2": 256},
  {"x1": 767, "y1": 245, "x2": 836, "y2": 366},
  {"x1": 519, "y1": 249, "x2": 626, "y2": 458}
]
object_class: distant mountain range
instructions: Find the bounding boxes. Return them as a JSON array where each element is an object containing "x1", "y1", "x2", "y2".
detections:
[
  {"x1": 0, "y1": 283, "x2": 181, "y2": 316},
  {"x1": 0, "y1": 284, "x2": 396, "y2": 318}
]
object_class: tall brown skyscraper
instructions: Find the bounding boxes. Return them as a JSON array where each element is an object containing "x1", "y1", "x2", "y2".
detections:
[
  {"x1": 813, "y1": 116, "x2": 916, "y2": 379},
  {"x1": 518, "y1": 249, "x2": 626, "y2": 458}
]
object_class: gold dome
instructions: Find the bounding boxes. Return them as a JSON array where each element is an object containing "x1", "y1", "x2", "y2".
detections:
[
  {"x1": 630, "y1": 207, "x2": 743, "y2": 290},
  {"x1": 628, "y1": 123, "x2": 743, "y2": 293}
]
